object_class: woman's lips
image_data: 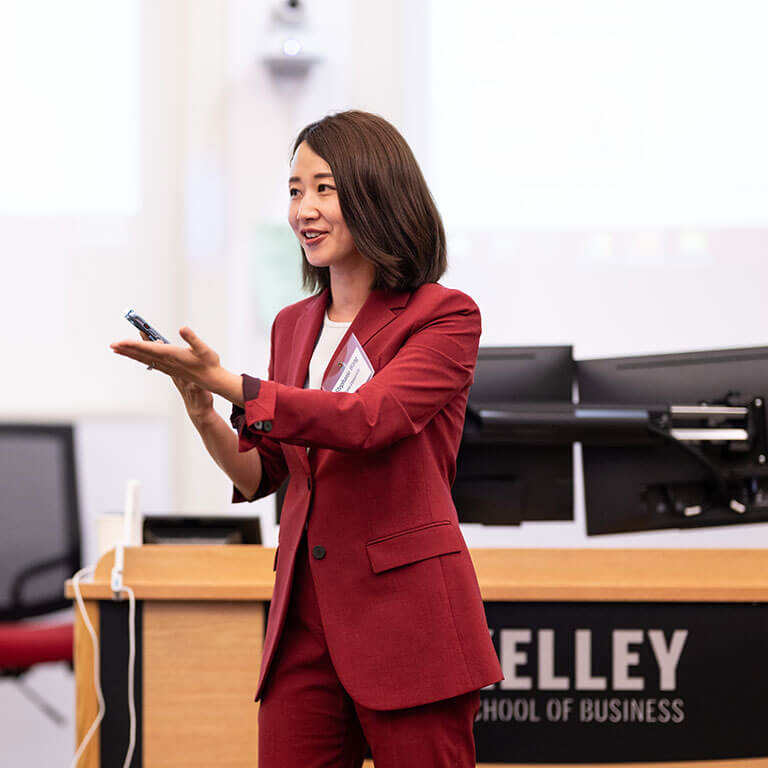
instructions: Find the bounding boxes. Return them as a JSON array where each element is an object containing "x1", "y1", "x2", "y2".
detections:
[{"x1": 304, "y1": 232, "x2": 328, "y2": 247}]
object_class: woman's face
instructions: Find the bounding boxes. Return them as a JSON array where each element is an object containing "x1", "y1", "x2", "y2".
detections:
[{"x1": 288, "y1": 141, "x2": 361, "y2": 272}]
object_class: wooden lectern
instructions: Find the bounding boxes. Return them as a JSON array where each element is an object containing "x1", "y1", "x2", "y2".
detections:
[{"x1": 67, "y1": 547, "x2": 768, "y2": 767}]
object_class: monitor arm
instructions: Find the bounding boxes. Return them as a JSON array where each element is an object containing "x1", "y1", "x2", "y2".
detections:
[{"x1": 466, "y1": 396, "x2": 768, "y2": 519}]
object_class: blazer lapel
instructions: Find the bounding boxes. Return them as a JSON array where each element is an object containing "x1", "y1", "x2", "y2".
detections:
[
  {"x1": 319, "y1": 288, "x2": 411, "y2": 386},
  {"x1": 348, "y1": 287, "x2": 411, "y2": 348},
  {"x1": 288, "y1": 289, "x2": 329, "y2": 389},
  {"x1": 284, "y1": 287, "x2": 410, "y2": 475},
  {"x1": 283, "y1": 290, "x2": 328, "y2": 477}
]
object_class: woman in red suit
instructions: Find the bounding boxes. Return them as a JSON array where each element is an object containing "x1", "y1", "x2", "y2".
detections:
[{"x1": 112, "y1": 110, "x2": 502, "y2": 767}]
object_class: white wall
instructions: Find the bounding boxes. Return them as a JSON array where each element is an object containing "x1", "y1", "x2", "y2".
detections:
[{"x1": 3, "y1": 0, "x2": 768, "y2": 569}]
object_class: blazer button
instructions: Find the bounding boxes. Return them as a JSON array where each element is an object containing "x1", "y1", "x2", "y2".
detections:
[
  {"x1": 253, "y1": 420, "x2": 263, "y2": 430},
  {"x1": 311, "y1": 545, "x2": 326, "y2": 560},
  {"x1": 263, "y1": 420, "x2": 273, "y2": 432}
]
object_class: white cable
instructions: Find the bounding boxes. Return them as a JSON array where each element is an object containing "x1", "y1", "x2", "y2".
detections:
[
  {"x1": 120, "y1": 584, "x2": 137, "y2": 768},
  {"x1": 70, "y1": 572, "x2": 137, "y2": 768},
  {"x1": 69, "y1": 565, "x2": 104, "y2": 768},
  {"x1": 71, "y1": 479, "x2": 140, "y2": 767}
]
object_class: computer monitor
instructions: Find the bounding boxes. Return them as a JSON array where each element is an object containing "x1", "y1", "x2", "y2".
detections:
[
  {"x1": 468, "y1": 346, "x2": 575, "y2": 402},
  {"x1": 578, "y1": 346, "x2": 768, "y2": 535},
  {"x1": 452, "y1": 346, "x2": 575, "y2": 525},
  {"x1": 143, "y1": 515, "x2": 262, "y2": 545},
  {"x1": 0, "y1": 424, "x2": 81, "y2": 620}
]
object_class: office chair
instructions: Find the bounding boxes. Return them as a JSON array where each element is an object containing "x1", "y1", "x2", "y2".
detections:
[{"x1": 0, "y1": 424, "x2": 82, "y2": 724}]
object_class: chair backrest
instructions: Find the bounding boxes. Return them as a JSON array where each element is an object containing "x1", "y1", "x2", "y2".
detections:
[{"x1": 0, "y1": 424, "x2": 81, "y2": 620}]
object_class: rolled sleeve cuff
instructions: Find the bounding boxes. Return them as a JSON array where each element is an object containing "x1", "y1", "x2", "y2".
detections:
[
  {"x1": 242, "y1": 373, "x2": 262, "y2": 402},
  {"x1": 229, "y1": 374, "x2": 277, "y2": 451},
  {"x1": 243, "y1": 374, "x2": 276, "y2": 426}
]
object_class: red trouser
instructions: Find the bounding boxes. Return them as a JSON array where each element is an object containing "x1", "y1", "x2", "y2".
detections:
[{"x1": 258, "y1": 534, "x2": 481, "y2": 767}]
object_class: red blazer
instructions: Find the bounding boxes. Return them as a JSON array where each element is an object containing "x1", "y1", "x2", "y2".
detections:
[{"x1": 231, "y1": 282, "x2": 503, "y2": 710}]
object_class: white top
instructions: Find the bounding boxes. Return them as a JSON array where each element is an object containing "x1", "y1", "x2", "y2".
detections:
[{"x1": 306, "y1": 311, "x2": 351, "y2": 390}]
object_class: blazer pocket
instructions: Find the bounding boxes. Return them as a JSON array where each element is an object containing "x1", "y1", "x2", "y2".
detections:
[{"x1": 366, "y1": 520, "x2": 462, "y2": 574}]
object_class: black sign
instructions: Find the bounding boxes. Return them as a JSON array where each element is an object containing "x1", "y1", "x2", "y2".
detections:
[{"x1": 477, "y1": 602, "x2": 768, "y2": 763}]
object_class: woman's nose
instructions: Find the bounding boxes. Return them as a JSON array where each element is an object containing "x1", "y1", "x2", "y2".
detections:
[{"x1": 296, "y1": 196, "x2": 319, "y2": 221}]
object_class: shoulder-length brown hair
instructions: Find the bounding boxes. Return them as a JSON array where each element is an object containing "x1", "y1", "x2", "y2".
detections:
[{"x1": 291, "y1": 110, "x2": 447, "y2": 293}]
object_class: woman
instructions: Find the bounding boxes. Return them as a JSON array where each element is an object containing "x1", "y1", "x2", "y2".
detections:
[{"x1": 112, "y1": 110, "x2": 502, "y2": 767}]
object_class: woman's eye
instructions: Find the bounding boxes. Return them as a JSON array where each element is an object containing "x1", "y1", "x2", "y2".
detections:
[
  {"x1": 289, "y1": 188, "x2": 300, "y2": 198},
  {"x1": 318, "y1": 183, "x2": 335, "y2": 192}
]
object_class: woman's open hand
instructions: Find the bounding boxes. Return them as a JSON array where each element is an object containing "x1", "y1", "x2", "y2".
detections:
[{"x1": 110, "y1": 327, "x2": 244, "y2": 406}]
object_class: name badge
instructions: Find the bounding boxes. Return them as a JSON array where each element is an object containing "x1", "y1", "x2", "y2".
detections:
[{"x1": 321, "y1": 333, "x2": 374, "y2": 393}]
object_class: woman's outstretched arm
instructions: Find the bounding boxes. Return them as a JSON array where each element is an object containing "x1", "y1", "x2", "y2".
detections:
[{"x1": 111, "y1": 289, "x2": 480, "y2": 455}]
